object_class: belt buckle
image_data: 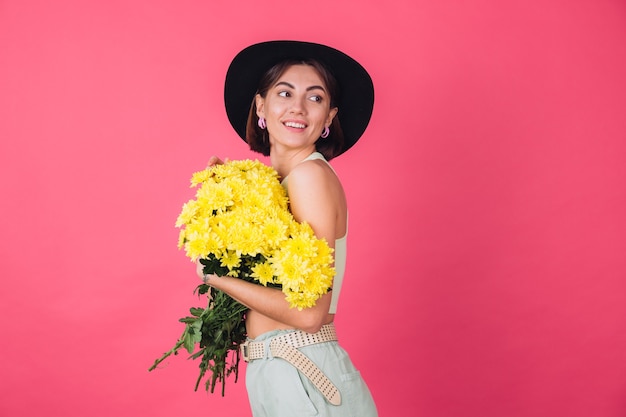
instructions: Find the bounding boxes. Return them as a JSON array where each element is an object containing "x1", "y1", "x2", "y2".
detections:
[{"x1": 240, "y1": 340, "x2": 250, "y2": 362}]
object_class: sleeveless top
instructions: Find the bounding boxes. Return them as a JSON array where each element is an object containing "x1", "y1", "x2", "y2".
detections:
[{"x1": 280, "y1": 152, "x2": 347, "y2": 314}]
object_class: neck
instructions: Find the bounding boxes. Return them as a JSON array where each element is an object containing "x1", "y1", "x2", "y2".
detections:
[{"x1": 270, "y1": 146, "x2": 317, "y2": 179}]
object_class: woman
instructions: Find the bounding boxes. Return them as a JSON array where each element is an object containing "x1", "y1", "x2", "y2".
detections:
[{"x1": 199, "y1": 40, "x2": 377, "y2": 417}]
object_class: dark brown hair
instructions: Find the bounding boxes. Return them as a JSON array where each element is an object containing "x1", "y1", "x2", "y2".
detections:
[{"x1": 245, "y1": 59, "x2": 345, "y2": 160}]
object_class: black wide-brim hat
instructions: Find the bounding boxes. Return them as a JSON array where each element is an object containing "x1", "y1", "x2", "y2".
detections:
[{"x1": 224, "y1": 40, "x2": 374, "y2": 156}]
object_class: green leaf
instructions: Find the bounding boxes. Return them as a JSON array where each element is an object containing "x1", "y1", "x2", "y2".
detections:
[
  {"x1": 195, "y1": 284, "x2": 210, "y2": 295},
  {"x1": 182, "y1": 331, "x2": 195, "y2": 354},
  {"x1": 190, "y1": 307, "x2": 205, "y2": 316},
  {"x1": 179, "y1": 317, "x2": 198, "y2": 324}
]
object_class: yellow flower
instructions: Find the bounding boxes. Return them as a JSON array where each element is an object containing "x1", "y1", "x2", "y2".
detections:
[
  {"x1": 285, "y1": 291, "x2": 317, "y2": 311},
  {"x1": 177, "y1": 229, "x2": 186, "y2": 249},
  {"x1": 185, "y1": 231, "x2": 209, "y2": 260},
  {"x1": 196, "y1": 181, "x2": 234, "y2": 212},
  {"x1": 313, "y1": 239, "x2": 334, "y2": 265},
  {"x1": 261, "y1": 216, "x2": 289, "y2": 248},
  {"x1": 220, "y1": 250, "x2": 241, "y2": 271},
  {"x1": 251, "y1": 262, "x2": 276, "y2": 286},
  {"x1": 229, "y1": 221, "x2": 264, "y2": 256},
  {"x1": 176, "y1": 200, "x2": 198, "y2": 228},
  {"x1": 190, "y1": 169, "x2": 211, "y2": 187},
  {"x1": 281, "y1": 233, "x2": 316, "y2": 260},
  {"x1": 272, "y1": 254, "x2": 308, "y2": 285}
]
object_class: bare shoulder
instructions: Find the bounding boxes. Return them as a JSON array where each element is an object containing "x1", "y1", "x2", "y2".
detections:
[
  {"x1": 287, "y1": 159, "x2": 345, "y2": 216},
  {"x1": 288, "y1": 158, "x2": 340, "y2": 190},
  {"x1": 287, "y1": 159, "x2": 347, "y2": 240}
]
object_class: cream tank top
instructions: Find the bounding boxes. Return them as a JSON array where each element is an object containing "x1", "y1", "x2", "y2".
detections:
[{"x1": 280, "y1": 152, "x2": 346, "y2": 314}]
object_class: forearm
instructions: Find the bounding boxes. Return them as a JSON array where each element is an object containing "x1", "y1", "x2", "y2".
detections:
[{"x1": 206, "y1": 274, "x2": 332, "y2": 334}]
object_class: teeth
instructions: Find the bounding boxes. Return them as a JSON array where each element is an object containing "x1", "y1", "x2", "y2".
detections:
[{"x1": 284, "y1": 122, "x2": 306, "y2": 129}]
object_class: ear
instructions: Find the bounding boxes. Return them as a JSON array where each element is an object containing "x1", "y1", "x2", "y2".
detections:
[
  {"x1": 255, "y1": 94, "x2": 265, "y2": 118},
  {"x1": 326, "y1": 107, "x2": 339, "y2": 126}
]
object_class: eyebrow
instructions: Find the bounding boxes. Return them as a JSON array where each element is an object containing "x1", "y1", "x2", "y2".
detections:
[{"x1": 274, "y1": 81, "x2": 327, "y2": 93}]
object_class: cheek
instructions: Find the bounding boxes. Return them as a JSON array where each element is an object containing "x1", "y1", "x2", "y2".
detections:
[
  {"x1": 266, "y1": 102, "x2": 285, "y2": 119},
  {"x1": 313, "y1": 108, "x2": 332, "y2": 125}
]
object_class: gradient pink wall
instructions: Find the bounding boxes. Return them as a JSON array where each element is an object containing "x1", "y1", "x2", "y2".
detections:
[{"x1": 1, "y1": 1, "x2": 625, "y2": 416}]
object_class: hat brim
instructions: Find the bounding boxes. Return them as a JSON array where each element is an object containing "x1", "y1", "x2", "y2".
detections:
[{"x1": 224, "y1": 40, "x2": 374, "y2": 156}]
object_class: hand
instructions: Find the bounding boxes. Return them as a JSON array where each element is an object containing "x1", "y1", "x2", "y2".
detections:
[
  {"x1": 207, "y1": 155, "x2": 225, "y2": 167},
  {"x1": 196, "y1": 259, "x2": 216, "y2": 285}
]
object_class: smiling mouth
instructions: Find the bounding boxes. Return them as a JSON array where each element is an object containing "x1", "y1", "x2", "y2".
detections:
[{"x1": 284, "y1": 121, "x2": 307, "y2": 129}]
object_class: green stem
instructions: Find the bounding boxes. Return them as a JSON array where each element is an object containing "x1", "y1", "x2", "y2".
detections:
[
  {"x1": 148, "y1": 333, "x2": 186, "y2": 371},
  {"x1": 149, "y1": 285, "x2": 248, "y2": 396}
]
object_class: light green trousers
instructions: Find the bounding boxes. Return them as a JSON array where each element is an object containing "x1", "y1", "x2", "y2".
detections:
[{"x1": 245, "y1": 329, "x2": 378, "y2": 417}]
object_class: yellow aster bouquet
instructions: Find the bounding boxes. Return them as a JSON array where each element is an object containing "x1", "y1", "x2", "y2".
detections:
[{"x1": 149, "y1": 159, "x2": 335, "y2": 395}]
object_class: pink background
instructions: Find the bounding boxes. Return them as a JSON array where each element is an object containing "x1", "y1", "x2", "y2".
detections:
[{"x1": 1, "y1": 1, "x2": 625, "y2": 416}]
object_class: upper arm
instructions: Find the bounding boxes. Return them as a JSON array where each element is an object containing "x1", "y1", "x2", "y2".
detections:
[{"x1": 286, "y1": 161, "x2": 343, "y2": 248}]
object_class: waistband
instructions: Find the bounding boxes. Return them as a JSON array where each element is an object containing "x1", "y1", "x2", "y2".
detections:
[{"x1": 241, "y1": 323, "x2": 341, "y2": 405}]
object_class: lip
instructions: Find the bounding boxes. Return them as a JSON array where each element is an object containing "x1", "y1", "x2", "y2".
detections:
[{"x1": 282, "y1": 119, "x2": 308, "y2": 130}]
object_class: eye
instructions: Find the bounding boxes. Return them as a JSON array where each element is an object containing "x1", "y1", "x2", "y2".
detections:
[
  {"x1": 308, "y1": 95, "x2": 323, "y2": 103},
  {"x1": 278, "y1": 90, "x2": 290, "y2": 98}
]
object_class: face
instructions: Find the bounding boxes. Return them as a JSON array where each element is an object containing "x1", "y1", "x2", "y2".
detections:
[{"x1": 255, "y1": 64, "x2": 338, "y2": 154}]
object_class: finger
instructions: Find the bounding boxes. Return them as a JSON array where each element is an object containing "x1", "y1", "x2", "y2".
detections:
[{"x1": 207, "y1": 155, "x2": 224, "y2": 167}]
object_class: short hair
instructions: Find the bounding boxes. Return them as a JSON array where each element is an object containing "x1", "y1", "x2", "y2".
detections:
[{"x1": 245, "y1": 59, "x2": 345, "y2": 160}]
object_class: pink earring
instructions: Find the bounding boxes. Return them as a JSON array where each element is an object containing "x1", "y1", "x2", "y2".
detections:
[
  {"x1": 321, "y1": 126, "x2": 330, "y2": 139},
  {"x1": 258, "y1": 117, "x2": 266, "y2": 129}
]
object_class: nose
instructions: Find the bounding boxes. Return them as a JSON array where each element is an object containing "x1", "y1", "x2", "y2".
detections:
[{"x1": 289, "y1": 96, "x2": 306, "y2": 114}]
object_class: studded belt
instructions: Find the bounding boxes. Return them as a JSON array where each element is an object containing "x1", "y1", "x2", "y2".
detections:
[{"x1": 240, "y1": 323, "x2": 341, "y2": 406}]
